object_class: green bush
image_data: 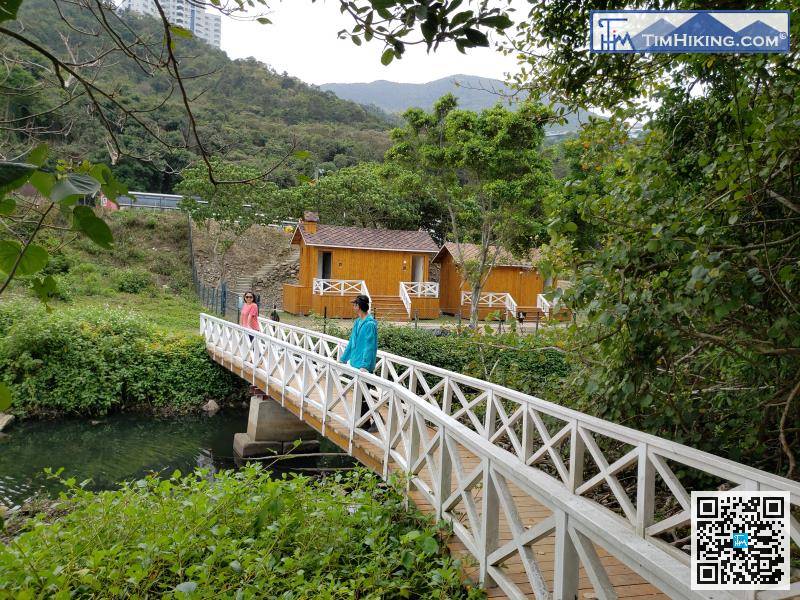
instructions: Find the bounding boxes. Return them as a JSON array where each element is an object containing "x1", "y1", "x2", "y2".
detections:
[
  {"x1": 332, "y1": 324, "x2": 571, "y2": 400},
  {"x1": 0, "y1": 304, "x2": 245, "y2": 417},
  {"x1": 0, "y1": 467, "x2": 483, "y2": 599},
  {"x1": 56, "y1": 267, "x2": 115, "y2": 298},
  {"x1": 116, "y1": 269, "x2": 153, "y2": 294},
  {"x1": 41, "y1": 252, "x2": 72, "y2": 276}
]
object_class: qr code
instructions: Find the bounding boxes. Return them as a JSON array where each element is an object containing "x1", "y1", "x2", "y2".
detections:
[{"x1": 691, "y1": 491, "x2": 789, "y2": 590}]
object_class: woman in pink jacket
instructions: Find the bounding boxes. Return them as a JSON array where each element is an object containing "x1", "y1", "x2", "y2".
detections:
[{"x1": 239, "y1": 291, "x2": 260, "y2": 338}]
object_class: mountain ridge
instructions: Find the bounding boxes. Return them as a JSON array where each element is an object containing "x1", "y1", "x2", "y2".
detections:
[{"x1": 320, "y1": 74, "x2": 597, "y2": 135}]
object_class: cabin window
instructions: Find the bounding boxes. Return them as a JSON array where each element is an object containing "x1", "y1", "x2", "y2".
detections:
[
  {"x1": 318, "y1": 251, "x2": 332, "y2": 279},
  {"x1": 412, "y1": 255, "x2": 424, "y2": 282}
]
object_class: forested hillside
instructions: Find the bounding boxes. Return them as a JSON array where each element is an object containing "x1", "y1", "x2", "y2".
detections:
[
  {"x1": 321, "y1": 74, "x2": 597, "y2": 135},
  {"x1": 1, "y1": 0, "x2": 394, "y2": 192}
]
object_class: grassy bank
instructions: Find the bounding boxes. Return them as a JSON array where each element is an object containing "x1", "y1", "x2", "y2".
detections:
[
  {"x1": 0, "y1": 210, "x2": 247, "y2": 418},
  {"x1": 0, "y1": 302, "x2": 244, "y2": 418},
  {"x1": 0, "y1": 467, "x2": 483, "y2": 599}
]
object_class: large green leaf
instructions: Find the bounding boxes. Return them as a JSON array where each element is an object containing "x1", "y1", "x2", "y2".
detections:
[
  {"x1": 0, "y1": 161, "x2": 37, "y2": 194},
  {"x1": 0, "y1": 0, "x2": 23, "y2": 23},
  {"x1": 480, "y1": 14, "x2": 512, "y2": 29},
  {"x1": 29, "y1": 171, "x2": 55, "y2": 197},
  {"x1": 89, "y1": 164, "x2": 127, "y2": 200},
  {"x1": 51, "y1": 173, "x2": 101, "y2": 204},
  {"x1": 0, "y1": 382, "x2": 11, "y2": 412},
  {"x1": 169, "y1": 25, "x2": 193, "y2": 39},
  {"x1": 31, "y1": 274, "x2": 57, "y2": 306},
  {"x1": 0, "y1": 240, "x2": 48, "y2": 276},
  {"x1": 26, "y1": 143, "x2": 49, "y2": 167},
  {"x1": 0, "y1": 197, "x2": 16, "y2": 216},
  {"x1": 72, "y1": 205, "x2": 113, "y2": 249}
]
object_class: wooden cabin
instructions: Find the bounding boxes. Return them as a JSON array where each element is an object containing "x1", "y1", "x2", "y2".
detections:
[
  {"x1": 282, "y1": 213, "x2": 440, "y2": 320},
  {"x1": 433, "y1": 242, "x2": 551, "y2": 320}
]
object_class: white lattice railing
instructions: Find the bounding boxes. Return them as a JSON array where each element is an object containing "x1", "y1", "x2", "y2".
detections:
[
  {"x1": 399, "y1": 282, "x2": 412, "y2": 318},
  {"x1": 360, "y1": 281, "x2": 370, "y2": 303},
  {"x1": 312, "y1": 278, "x2": 365, "y2": 297},
  {"x1": 537, "y1": 293, "x2": 554, "y2": 315},
  {"x1": 461, "y1": 291, "x2": 517, "y2": 318},
  {"x1": 402, "y1": 281, "x2": 439, "y2": 297},
  {"x1": 400, "y1": 282, "x2": 439, "y2": 318},
  {"x1": 231, "y1": 315, "x2": 800, "y2": 600}
]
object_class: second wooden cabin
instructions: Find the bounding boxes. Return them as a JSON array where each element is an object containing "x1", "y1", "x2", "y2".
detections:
[
  {"x1": 434, "y1": 242, "x2": 550, "y2": 320},
  {"x1": 282, "y1": 212, "x2": 440, "y2": 320}
]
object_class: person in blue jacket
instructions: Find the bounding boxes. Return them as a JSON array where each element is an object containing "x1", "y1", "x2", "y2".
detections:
[{"x1": 340, "y1": 294, "x2": 378, "y2": 431}]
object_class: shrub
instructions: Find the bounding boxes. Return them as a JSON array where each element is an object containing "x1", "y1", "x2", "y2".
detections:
[
  {"x1": 41, "y1": 252, "x2": 72, "y2": 276},
  {"x1": 152, "y1": 252, "x2": 179, "y2": 277},
  {"x1": 331, "y1": 323, "x2": 572, "y2": 400},
  {"x1": 116, "y1": 269, "x2": 153, "y2": 294},
  {"x1": 0, "y1": 468, "x2": 483, "y2": 599},
  {"x1": 56, "y1": 268, "x2": 114, "y2": 298},
  {"x1": 0, "y1": 304, "x2": 245, "y2": 417}
]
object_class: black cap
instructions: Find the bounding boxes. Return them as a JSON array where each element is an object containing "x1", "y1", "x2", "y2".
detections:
[{"x1": 352, "y1": 294, "x2": 370, "y2": 312}]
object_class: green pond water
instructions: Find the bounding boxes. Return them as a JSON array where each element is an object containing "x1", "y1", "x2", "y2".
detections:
[{"x1": 0, "y1": 410, "x2": 345, "y2": 507}]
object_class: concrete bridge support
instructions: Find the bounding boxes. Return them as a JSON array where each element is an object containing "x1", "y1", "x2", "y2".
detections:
[{"x1": 233, "y1": 388, "x2": 319, "y2": 458}]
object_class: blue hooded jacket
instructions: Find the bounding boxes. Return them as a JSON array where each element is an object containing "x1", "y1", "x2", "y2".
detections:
[{"x1": 340, "y1": 314, "x2": 378, "y2": 372}]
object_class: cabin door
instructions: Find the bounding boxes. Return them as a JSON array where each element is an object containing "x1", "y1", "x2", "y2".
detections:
[
  {"x1": 318, "y1": 251, "x2": 332, "y2": 279},
  {"x1": 412, "y1": 255, "x2": 424, "y2": 282}
]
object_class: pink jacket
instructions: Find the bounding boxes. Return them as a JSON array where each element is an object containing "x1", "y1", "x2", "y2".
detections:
[{"x1": 240, "y1": 302, "x2": 260, "y2": 331}]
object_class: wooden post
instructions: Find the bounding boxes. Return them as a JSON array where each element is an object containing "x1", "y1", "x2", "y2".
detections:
[
  {"x1": 554, "y1": 510, "x2": 579, "y2": 600},
  {"x1": 569, "y1": 421, "x2": 586, "y2": 493},
  {"x1": 322, "y1": 363, "x2": 334, "y2": 436},
  {"x1": 383, "y1": 388, "x2": 397, "y2": 479},
  {"x1": 479, "y1": 459, "x2": 500, "y2": 586},
  {"x1": 406, "y1": 408, "x2": 421, "y2": 509},
  {"x1": 349, "y1": 374, "x2": 361, "y2": 454},
  {"x1": 436, "y1": 426, "x2": 452, "y2": 520},
  {"x1": 636, "y1": 444, "x2": 655, "y2": 536}
]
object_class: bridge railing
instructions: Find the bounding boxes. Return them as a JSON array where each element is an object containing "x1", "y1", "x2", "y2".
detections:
[
  {"x1": 208, "y1": 315, "x2": 695, "y2": 597},
  {"x1": 252, "y1": 316, "x2": 800, "y2": 597}
]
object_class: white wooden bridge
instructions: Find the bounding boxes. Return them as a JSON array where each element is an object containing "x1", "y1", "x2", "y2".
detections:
[{"x1": 200, "y1": 314, "x2": 800, "y2": 600}]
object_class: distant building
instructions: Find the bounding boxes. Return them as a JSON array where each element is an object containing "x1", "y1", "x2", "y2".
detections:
[
  {"x1": 123, "y1": 0, "x2": 221, "y2": 47},
  {"x1": 283, "y1": 212, "x2": 440, "y2": 321}
]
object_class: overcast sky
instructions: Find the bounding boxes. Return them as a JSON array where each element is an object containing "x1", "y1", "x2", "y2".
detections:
[{"x1": 221, "y1": 0, "x2": 523, "y2": 85}]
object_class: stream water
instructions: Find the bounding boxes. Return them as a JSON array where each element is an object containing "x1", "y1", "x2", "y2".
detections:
[{"x1": 0, "y1": 410, "x2": 345, "y2": 507}]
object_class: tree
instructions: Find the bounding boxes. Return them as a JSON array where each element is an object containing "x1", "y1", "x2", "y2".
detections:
[
  {"x1": 389, "y1": 94, "x2": 555, "y2": 327},
  {"x1": 177, "y1": 160, "x2": 280, "y2": 283},
  {"x1": 508, "y1": 1, "x2": 800, "y2": 476},
  {"x1": 277, "y1": 162, "x2": 448, "y2": 241},
  {"x1": 0, "y1": 0, "x2": 514, "y2": 184}
]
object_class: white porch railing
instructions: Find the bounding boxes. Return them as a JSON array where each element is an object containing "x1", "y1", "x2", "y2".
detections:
[
  {"x1": 233, "y1": 315, "x2": 800, "y2": 600},
  {"x1": 537, "y1": 293, "x2": 554, "y2": 316},
  {"x1": 312, "y1": 278, "x2": 370, "y2": 302},
  {"x1": 461, "y1": 291, "x2": 517, "y2": 319},
  {"x1": 402, "y1": 281, "x2": 439, "y2": 297},
  {"x1": 399, "y1": 282, "x2": 439, "y2": 318},
  {"x1": 399, "y1": 282, "x2": 412, "y2": 318}
]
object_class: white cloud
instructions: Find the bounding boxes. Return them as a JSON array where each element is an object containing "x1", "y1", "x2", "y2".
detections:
[{"x1": 220, "y1": 0, "x2": 521, "y2": 85}]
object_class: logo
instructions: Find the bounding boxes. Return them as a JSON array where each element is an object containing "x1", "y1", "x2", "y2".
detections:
[
  {"x1": 732, "y1": 532, "x2": 748, "y2": 549},
  {"x1": 590, "y1": 11, "x2": 790, "y2": 53}
]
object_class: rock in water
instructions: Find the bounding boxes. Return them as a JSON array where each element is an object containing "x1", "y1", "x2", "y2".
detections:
[
  {"x1": 201, "y1": 399, "x2": 220, "y2": 415},
  {"x1": 0, "y1": 413, "x2": 14, "y2": 432}
]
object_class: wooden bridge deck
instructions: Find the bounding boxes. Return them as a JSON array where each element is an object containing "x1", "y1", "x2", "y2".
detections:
[{"x1": 210, "y1": 346, "x2": 667, "y2": 599}]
